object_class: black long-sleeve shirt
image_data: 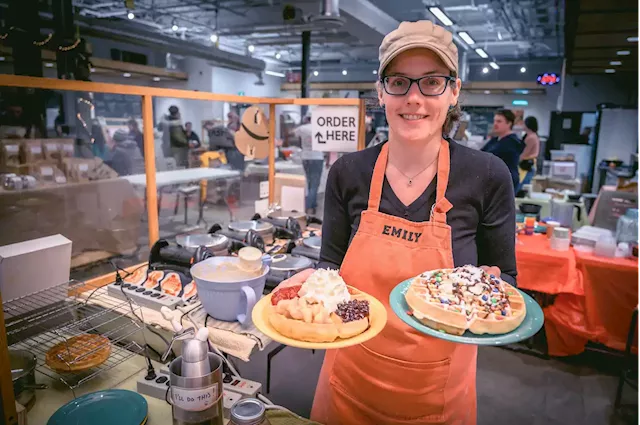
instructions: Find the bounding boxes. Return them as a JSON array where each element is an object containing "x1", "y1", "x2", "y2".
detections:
[{"x1": 318, "y1": 140, "x2": 518, "y2": 286}]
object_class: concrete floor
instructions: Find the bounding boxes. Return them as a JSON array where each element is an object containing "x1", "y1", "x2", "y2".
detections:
[{"x1": 252, "y1": 344, "x2": 637, "y2": 425}]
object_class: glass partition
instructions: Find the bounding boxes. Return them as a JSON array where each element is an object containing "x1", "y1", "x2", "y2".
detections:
[{"x1": 0, "y1": 86, "x2": 148, "y2": 280}]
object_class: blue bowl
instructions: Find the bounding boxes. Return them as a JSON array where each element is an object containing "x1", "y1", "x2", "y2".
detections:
[{"x1": 191, "y1": 257, "x2": 269, "y2": 326}]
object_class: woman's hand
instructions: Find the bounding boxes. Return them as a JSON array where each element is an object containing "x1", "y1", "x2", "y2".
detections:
[
  {"x1": 273, "y1": 268, "x2": 315, "y2": 292},
  {"x1": 480, "y1": 265, "x2": 501, "y2": 278}
]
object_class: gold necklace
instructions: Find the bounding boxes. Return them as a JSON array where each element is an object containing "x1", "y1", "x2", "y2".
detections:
[{"x1": 389, "y1": 155, "x2": 438, "y2": 186}]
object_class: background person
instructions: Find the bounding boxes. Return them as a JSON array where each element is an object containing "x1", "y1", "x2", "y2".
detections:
[
  {"x1": 518, "y1": 116, "x2": 540, "y2": 191},
  {"x1": 293, "y1": 115, "x2": 325, "y2": 215},
  {"x1": 481, "y1": 109, "x2": 525, "y2": 190}
]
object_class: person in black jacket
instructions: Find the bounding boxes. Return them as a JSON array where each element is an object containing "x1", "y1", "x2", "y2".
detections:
[{"x1": 481, "y1": 109, "x2": 525, "y2": 189}]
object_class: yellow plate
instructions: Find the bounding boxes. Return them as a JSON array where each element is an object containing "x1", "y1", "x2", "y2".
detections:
[{"x1": 252, "y1": 289, "x2": 388, "y2": 349}]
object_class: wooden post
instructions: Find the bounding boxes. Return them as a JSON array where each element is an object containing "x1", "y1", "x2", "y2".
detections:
[
  {"x1": 142, "y1": 94, "x2": 159, "y2": 246},
  {"x1": 357, "y1": 98, "x2": 366, "y2": 151},
  {"x1": 268, "y1": 103, "x2": 276, "y2": 205},
  {"x1": 0, "y1": 291, "x2": 18, "y2": 425}
]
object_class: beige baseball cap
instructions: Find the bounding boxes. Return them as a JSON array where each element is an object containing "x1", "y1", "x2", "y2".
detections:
[{"x1": 378, "y1": 20, "x2": 458, "y2": 76}]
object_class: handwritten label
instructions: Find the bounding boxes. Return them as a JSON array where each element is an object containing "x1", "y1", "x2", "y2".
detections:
[
  {"x1": 171, "y1": 386, "x2": 218, "y2": 412},
  {"x1": 78, "y1": 164, "x2": 89, "y2": 172},
  {"x1": 63, "y1": 144, "x2": 74, "y2": 153},
  {"x1": 46, "y1": 143, "x2": 58, "y2": 151},
  {"x1": 31, "y1": 146, "x2": 42, "y2": 155},
  {"x1": 5, "y1": 145, "x2": 18, "y2": 153},
  {"x1": 40, "y1": 167, "x2": 53, "y2": 176}
]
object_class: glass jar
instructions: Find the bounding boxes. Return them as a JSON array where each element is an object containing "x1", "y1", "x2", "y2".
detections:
[
  {"x1": 616, "y1": 208, "x2": 638, "y2": 244},
  {"x1": 229, "y1": 398, "x2": 271, "y2": 425}
]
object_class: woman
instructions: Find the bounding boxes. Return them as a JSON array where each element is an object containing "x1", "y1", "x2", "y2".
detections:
[
  {"x1": 518, "y1": 116, "x2": 540, "y2": 191},
  {"x1": 278, "y1": 20, "x2": 517, "y2": 424}
]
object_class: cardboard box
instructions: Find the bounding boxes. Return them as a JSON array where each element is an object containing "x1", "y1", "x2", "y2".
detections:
[
  {"x1": 274, "y1": 173, "x2": 306, "y2": 208},
  {"x1": 20, "y1": 140, "x2": 46, "y2": 163},
  {"x1": 0, "y1": 139, "x2": 22, "y2": 169},
  {"x1": 33, "y1": 162, "x2": 66, "y2": 184},
  {"x1": 43, "y1": 138, "x2": 75, "y2": 162},
  {"x1": 0, "y1": 234, "x2": 72, "y2": 301}
]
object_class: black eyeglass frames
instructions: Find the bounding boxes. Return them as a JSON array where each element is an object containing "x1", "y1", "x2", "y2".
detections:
[{"x1": 380, "y1": 75, "x2": 455, "y2": 97}]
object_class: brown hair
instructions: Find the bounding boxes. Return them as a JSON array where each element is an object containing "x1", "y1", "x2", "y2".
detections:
[
  {"x1": 443, "y1": 71, "x2": 461, "y2": 135},
  {"x1": 496, "y1": 108, "x2": 516, "y2": 128}
]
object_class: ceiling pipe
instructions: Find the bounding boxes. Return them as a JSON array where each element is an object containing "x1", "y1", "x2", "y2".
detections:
[{"x1": 79, "y1": 8, "x2": 128, "y2": 18}]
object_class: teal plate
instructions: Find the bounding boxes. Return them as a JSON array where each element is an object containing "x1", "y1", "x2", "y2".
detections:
[
  {"x1": 390, "y1": 279, "x2": 544, "y2": 345},
  {"x1": 48, "y1": 389, "x2": 148, "y2": 425}
]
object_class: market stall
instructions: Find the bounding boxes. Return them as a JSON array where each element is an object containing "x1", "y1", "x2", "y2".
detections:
[
  {"x1": 0, "y1": 74, "x2": 366, "y2": 425},
  {"x1": 516, "y1": 234, "x2": 638, "y2": 357}
]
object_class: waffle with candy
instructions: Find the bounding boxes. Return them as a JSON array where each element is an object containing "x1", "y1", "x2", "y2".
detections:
[
  {"x1": 268, "y1": 269, "x2": 371, "y2": 343},
  {"x1": 405, "y1": 265, "x2": 526, "y2": 336}
]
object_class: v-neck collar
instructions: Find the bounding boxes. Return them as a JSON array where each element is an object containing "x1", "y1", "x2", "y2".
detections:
[{"x1": 382, "y1": 175, "x2": 437, "y2": 212}]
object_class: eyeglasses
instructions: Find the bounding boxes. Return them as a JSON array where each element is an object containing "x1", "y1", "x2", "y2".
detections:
[{"x1": 380, "y1": 75, "x2": 455, "y2": 97}]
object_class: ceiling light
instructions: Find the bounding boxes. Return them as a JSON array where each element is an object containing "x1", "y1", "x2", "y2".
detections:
[
  {"x1": 171, "y1": 22, "x2": 179, "y2": 31},
  {"x1": 275, "y1": 52, "x2": 281, "y2": 59},
  {"x1": 153, "y1": 77, "x2": 160, "y2": 81},
  {"x1": 484, "y1": 90, "x2": 491, "y2": 94},
  {"x1": 123, "y1": 72, "x2": 131, "y2": 77},
  {"x1": 605, "y1": 69, "x2": 616, "y2": 73},
  {"x1": 428, "y1": 7, "x2": 453, "y2": 26},
  {"x1": 520, "y1": 66, "x2": 526, "y2": 73},
  {"x1": 627, "y1": 36, "x2": 638, "y2": 42},
  {"x1": 210, "y1": 34, "x2": 218, "y2": 43},
  {"x1": 610, "y1": 60, "x2": 622, "y2": 66},
  {"x1": 373, "y1": 70, "x2": 377, "y2": 75},
  {"x1": 90, "y1": 67, "x2": 96, "y2": 72},
  {"x1": 475, "y1": 48, "x2": 488, "y2": 59},
  {"x1": 617, "y1": 50, "x2": 630, "y2": 56},
  {"x1": 127, "y1": 11, "x2": 135, "y2": 20},
  {"x1": 342, "y1": 69, "x2": 348, "y2": 75},
  {"x1": 458, "y1": 31, "x2": 475, "y2": 45},
  {"x1": 482, "y1": 67, "x2": 489, "y2": 74},
  {"x1": 497, "y1": 31, "x2": 503, "y2": 41},
  {"x1": 489, "y1": 62, "x2": 499, "y2": 70},
  {"x1": 265, "y1": 70, "x2": 285, "y2": 78},
  {"x1": 45, "y1": 62, "x2": 54, "y2": 68},
  {"x1": 0, "y1": 56, "x2": 5, "y2": 61},
  {"x1": 512, "y1": 100, "x2": 529, "y2": 106},
  {"x1": 248, "y1": 45, "x2": 255, "y2": 53},
  {"x1": 313, "y1": 70, "x2": 319, "y2": 76}
]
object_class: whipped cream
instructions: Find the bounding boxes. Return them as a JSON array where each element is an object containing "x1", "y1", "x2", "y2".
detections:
[{"x1": 298, "y1": 269, "x2": 351, "y2": 312}]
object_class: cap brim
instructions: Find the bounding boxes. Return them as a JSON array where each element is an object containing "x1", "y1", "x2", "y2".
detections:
[{"x1": 379, "y1": 41, "x2": 457, "y2": 76}]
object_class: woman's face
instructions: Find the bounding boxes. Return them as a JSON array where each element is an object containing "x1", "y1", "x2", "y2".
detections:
[{"x1": 378, "y1": 48, "x2": 460, "y2": 143}]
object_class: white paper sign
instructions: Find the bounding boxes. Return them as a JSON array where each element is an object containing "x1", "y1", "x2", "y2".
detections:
[
  {"x1": 5, "y1": 145, "x2": 18, "y2": 153},
  {"x1": 259, "y1": 180, "x2": 269, "y2": 199},
  {"x1": 40, "y1": 167, "x2": 53, "y2": 176},
  {"x1": 78, "y1": 164, "x2": 89, "y2": 172},
  {"x1": 311, "y1": 106, "x2": 359, "y2": 152},
  {"x1": 171, "y1": 386, "x2": 218, "y2": 412},
  {"x1": 31, "y1": 146, "x2": 42, "y2": 154},
  {"x1": 46, "y1": 143, "x2": 58, "y2": 151},
  {"x1": 280, "y1": 185, "x2": 305, "y2": 212},
  {"x1": 63, "y1": 144, "x2": 74, "y2": 153}
]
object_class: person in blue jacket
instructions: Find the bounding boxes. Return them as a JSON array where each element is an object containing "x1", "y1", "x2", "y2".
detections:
[{"x1": 481, "y1": 109, "x2": 525, "y2": 190}]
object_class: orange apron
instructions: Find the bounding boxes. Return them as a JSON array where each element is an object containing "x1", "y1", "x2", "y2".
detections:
[{"x1": 310, "y1": 140, "x2": 477, "y2": 425}]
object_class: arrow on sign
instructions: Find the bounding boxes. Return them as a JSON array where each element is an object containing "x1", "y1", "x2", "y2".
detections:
[{"x1": 314, "y1": 132, "x2": 325, "y2": 144}]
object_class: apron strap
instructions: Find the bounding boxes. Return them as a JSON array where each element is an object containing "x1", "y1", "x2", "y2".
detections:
[
  {"x1": 367, "y1": 140, "x2": 453, "y2": 223},
  {"x1": 431, "y1": 139, "x2": 453, "y2": 223},
  {"x1": 367, "y1": 143, "x2": 389, "y2": 212}
]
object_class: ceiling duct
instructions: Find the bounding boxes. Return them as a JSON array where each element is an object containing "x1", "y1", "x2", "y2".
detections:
[{"x1": 309, "y1": 0, "x2": 345, "y2": 29}]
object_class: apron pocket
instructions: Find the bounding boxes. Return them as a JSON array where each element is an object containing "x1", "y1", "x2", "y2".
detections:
[{"x1": 329, "y1": 344, "x2": 451, "y2": 423}]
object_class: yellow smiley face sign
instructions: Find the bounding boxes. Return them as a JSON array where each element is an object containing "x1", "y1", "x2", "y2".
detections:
[{"x1": 235, "y1": 106, "x2": 270, "y2": 160}]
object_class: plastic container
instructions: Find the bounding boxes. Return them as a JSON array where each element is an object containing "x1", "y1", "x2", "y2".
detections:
[
  {"x1": 550, "y1": 226, "x2": 571, "y2": 251},
  {"x1": 616, "y1": 208, "x2": 638, "y2": 244},
  {"x1": 595, "y1": 234, "x2": 617, "y2": 258}
]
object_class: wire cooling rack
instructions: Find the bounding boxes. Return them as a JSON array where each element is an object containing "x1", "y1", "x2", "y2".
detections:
[{"x1": 4, "y1": 280, "x2": 145, "y2": 391}]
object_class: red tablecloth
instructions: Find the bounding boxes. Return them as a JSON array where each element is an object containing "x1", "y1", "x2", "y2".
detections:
[{"x1": 515, "y1": 234, "x2": 638, "y2": 356}]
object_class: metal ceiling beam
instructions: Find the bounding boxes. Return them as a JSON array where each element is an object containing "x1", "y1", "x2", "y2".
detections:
[{"x1": 40, "y1": 12, "x2": 266, "y2": 72}]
